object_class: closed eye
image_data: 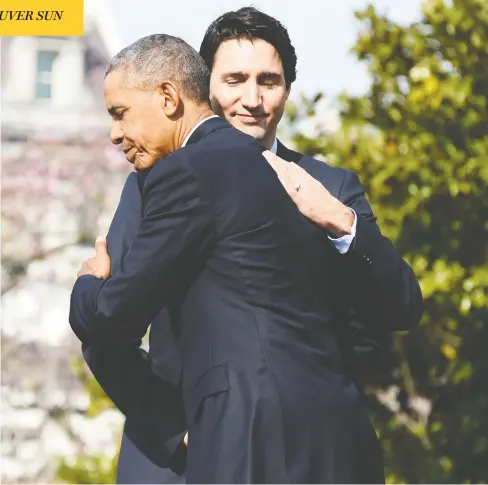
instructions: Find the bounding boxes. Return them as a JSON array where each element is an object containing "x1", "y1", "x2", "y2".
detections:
[
  {"x1": 108, "y1": 106, "x2": 127, "y2": 120},
  {"x1": 222, "y1": 72, "x2": 247, "y2": 86},
  {"x1": 258, "y1": 73, "x2": 283, "y2": 87}
]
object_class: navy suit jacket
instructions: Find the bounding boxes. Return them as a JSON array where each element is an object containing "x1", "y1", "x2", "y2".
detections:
[
  {"x1": 73, "y1": 117, "x2": 422, "y2": 483},
  {"x1": 81, "y1": 172, "x2": 185, "y2": 483}
]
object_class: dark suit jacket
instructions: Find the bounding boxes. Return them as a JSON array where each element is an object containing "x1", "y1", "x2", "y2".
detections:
[
  {"x1": 81, "y1": 173, "x2": 185, "y2": 483},
  {"x1": 72, "y1": 117, "x2": 422, "y2": 483},
  {"x1": 84, "y1": 140, "x2": 396, "y2": 484},
  {"x1": 274, "y1": 142, "x2": 400, "y2": 381}
]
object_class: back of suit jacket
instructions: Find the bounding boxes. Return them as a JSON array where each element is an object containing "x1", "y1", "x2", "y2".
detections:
[
  {"x1": 146, "y1": 141, "x2": 385, "y2": 399},
  {"x1": 72, "y1": 117, "x2": 385, "y2": 483},
  {"x1": 167, "y1": 120, "x2": 368, "y2": 483},
  {"x1": 110, "y1": 140, "x2": 385, "y2": 482}
]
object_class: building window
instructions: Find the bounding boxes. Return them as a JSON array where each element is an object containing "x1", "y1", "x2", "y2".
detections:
[{"x1": 35, "y1": 50, "x2": 57, "y2": 100}]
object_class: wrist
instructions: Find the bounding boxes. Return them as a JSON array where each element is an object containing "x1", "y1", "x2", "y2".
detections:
[{"x1": 320, "y1": 203, "x2": 355, "y2": 238}]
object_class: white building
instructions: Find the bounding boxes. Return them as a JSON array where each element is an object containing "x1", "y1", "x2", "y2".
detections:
[{"x1": 1, "y1": 0, "x2": 121, "y2": 140}]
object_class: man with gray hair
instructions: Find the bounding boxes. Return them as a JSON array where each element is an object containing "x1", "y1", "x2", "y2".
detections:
[{"x1": 69, "y1": 33, "x2": 401, "y2": 483}]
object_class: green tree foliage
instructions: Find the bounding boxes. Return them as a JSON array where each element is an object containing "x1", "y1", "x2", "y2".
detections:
[
  {"x1": 54, "y1": 454, "x2": 116, "y2": 485},
  {"x1": 285, "y1": 0, "x2": 488, "y2": 482}
]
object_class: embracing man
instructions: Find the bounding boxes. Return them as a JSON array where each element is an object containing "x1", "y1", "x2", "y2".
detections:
[{"x1": 73, "y1": 8, "x2": 423, "y2": 485}]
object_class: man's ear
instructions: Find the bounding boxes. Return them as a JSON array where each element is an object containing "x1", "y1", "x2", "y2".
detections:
[{"x1": 159, "y1": 81, "x2": 180, "y2": 117}]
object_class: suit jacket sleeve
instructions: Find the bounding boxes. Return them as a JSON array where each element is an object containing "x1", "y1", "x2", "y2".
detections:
[
  {"x1": 334, "y1": 170, "x2": 423, "y2": 331},
  {"x1": 69, "y1": 153, "x2": 215, "y2": 343},
  {"x1": 83, "y1": 341, "x2": 186, "y2": 465},
  {"x1": 80, "y1": 172, "x2": 186, "y2": 466}
]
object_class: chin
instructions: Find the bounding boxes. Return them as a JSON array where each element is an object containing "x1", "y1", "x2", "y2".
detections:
[
  {"x1": 237, "y1": 124, "x2": 267, "y2": 142},
  {"x1": 134, "y1": 154, "x2": 158, "y2": 172}
]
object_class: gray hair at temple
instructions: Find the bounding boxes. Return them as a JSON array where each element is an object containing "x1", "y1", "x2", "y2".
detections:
[{"x1": 105, "y1": 34, "x2": 210, "y2": 103}]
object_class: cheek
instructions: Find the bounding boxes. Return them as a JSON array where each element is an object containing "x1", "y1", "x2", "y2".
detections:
[
  {"x1": 119, "y1": 115, "x2": 134, "y2": 135},
  {"x1": 211, "y1": 86, "x2": 238, "y2": 115},
  {"x1": 143, "y1": 114, "x2": 169, "y2": 154},
  {"x1": 265, "y1": 91, "x2": 288, "y2": 118},
  {"x1": 123, "y1": 120, "x2": 149, "y2": 150}
]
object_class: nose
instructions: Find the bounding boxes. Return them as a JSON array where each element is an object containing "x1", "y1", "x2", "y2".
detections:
[
  {"x1": 241, "y1": 82, "x2": 261, "y2": 111},
  {"x1": 110, "y1": 121, "x2": 123, "y2": 145}
]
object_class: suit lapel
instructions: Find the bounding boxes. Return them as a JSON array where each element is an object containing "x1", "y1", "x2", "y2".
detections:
[
  {"x1": 276, "y1": 140, "x2": 339, "y2": 196},
  {"x1": 276, "y1": 139, "x2": 303, "y2": 164}
]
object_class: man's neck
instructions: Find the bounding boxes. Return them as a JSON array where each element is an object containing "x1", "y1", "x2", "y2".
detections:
[
  {"x1": 177, "y1": 106, "x2": 215, "y2": 150},
  {"x1": 261, "y1": 129, "x2": 278, "y2": 150}
]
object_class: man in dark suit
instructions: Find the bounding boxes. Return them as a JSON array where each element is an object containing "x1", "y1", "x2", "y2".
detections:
[
  {"x1": 79, "y1": 8, "x2": 422, "y2": 484},
  {"x1": 70, "y1": 31, "x2": 422, "y2": 483}
]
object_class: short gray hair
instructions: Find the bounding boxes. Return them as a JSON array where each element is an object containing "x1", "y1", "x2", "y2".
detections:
[{"x1": 105, "y1": 34, "x2": 210, "y2": 103}]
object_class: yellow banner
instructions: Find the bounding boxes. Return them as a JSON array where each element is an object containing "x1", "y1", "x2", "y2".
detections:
[{"x1": 0, "y1": 0, "x2": 84, "y2": 36}]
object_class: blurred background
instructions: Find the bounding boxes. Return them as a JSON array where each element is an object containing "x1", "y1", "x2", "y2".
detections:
[{"x1": 1, "y1": 0, "x2": 487, "y2": 483}]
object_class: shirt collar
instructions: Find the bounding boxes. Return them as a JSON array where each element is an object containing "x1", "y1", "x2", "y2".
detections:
[
  {"x1": 182, "y1": 115, "x2": 219, "y2": 148},
  {"x1": 270, "y1": 138, "x2": 278, "y2": 154}
]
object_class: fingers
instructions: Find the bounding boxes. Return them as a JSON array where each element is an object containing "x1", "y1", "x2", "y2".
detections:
[
  {"x1": 76, "y1": 237, "x2": 111, "y2": 280},
  {"x1": 263, "y1": 151, "x2": 305, "y2": 181},
  {"x1": 94, "y1": 236, "x2": 111, "y2": 279},
  {"x1": 262, "y1": 150, "x2": 286, "y2": 172},
  {"x1": 263, "y1": 150, "x2": 292, "y2": 192},
  {"x1": 95, "y1": 236, "x2": 108, "y2": 256},
  {"x1": 263, "y1": 151, "x2": 305, "y2": 198},
  {"x1": 77, "y1": 257, "x2": 96, "y2": 278}
]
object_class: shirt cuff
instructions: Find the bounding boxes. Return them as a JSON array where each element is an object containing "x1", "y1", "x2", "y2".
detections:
[{"x1": 328, "y1": 209, "x2": 357, "y2": 254}]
